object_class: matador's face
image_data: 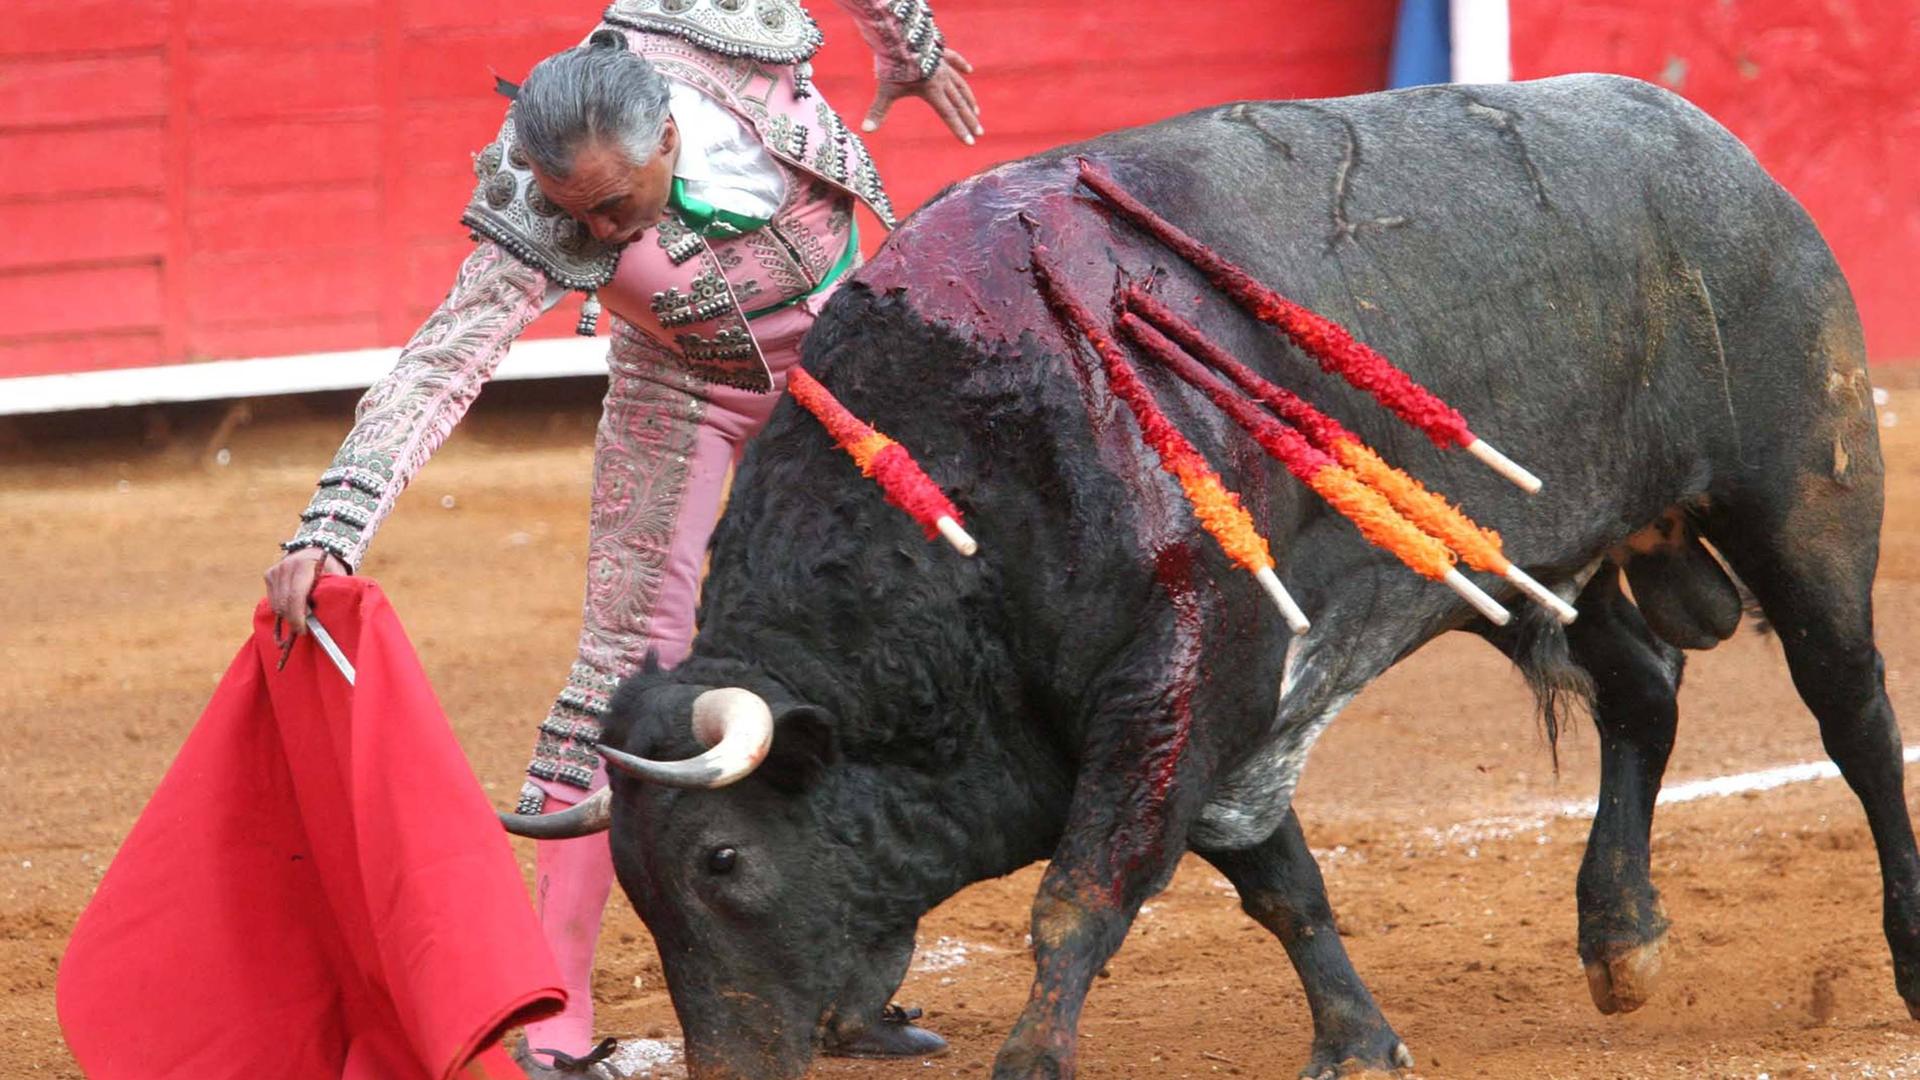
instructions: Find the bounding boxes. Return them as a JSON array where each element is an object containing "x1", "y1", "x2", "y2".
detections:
[{"x1": 532, "y1": 120, "x2": 680, "y2": 248}]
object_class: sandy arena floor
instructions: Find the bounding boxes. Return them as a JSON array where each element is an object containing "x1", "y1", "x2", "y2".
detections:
[{"x1": 8, "y1": 378, "x2": 1920, "y2": 1079}]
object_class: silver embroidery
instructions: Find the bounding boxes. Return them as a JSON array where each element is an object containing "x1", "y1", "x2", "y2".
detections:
[
  {"x1": 651, "y1": 269, "x2": 734, "y2": 327},
  {"x1": 655, "y1": 216, "x2": 703, "y2": 265},
  {"x1": 892, "y1": 0, "x2": 945, "y2": 80},
  {"x1": 810, "y1": 102, "x2": 896, "y2": 228},
  {"x1": 461, "y1": 111, "x2": 622, "y2": 290},
  {"x1": 678, "y1": 324, "x2": 757, "y2": 361},
  {"x1": 764, "y1": 113, "x2": 810, "y2": 160},
  {"x1": 602, "y1": 0, "x2": 823, "y2": 64},
  {"x1": 811, "y1": 100, "x2": 850, "y2": 183}
]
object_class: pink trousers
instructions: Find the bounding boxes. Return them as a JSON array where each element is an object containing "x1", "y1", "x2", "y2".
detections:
[
  {"x1": 516, "y1": 298, "x2": 820, "y2": 1061},
  {"x1": 519, "y1": 298, "x2": 820, "y2": 808}
]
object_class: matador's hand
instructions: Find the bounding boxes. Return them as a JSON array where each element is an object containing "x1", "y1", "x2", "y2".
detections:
[
  {"x1": 862, "y1": 49, "x2": 982, "y2": 146},
  {"x1": 265, "y1": 547, "x2": 348, "y2": 636}
]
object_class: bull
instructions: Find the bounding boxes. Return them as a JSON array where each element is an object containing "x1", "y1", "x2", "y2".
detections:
[{"x1": 504, "y1": 73, "x2": 1917, "y2": 1078}]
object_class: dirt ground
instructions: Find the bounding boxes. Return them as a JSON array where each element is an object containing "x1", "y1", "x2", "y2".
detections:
[{"x1": 10, "y1": 378, "x2": 1920, "y2": 1079}]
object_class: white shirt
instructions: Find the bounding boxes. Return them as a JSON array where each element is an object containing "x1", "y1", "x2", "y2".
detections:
[{"x1": 668, "y1": 80, "x2": 786, "y2": 222}]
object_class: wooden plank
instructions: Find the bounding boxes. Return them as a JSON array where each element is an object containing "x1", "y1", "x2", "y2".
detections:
[
  {"x1": 186, "y1": 315, "x2": 385, "y2": 361},
  {"x1": 1, "y1": 1, "x2": 168, "y2": 58},
  {"x1": 0, "y1": 195, "x2": 168, "y2": 271},
  {"x1": 0, "y1": 332, "x2": 165, "y2": 378},
  {"x1": 0, "y1": 55, "x2": 167, "y2": 129},
  {"x1": 0, "y1": 125, "x2": 165, "y2": 199},
  {"x1": 161, "y1": 0, "x2": 191, "y2": 363},
  {"x1": 813, "y1": 51, "x2": 1387, "y2": 144},
  {"x1": 188, "y1": 185, "x2": 382, "y2": 254},
  {"x1": 400, "y1": 101, "x2": 510, "y2": 165},
  {"x1": 0, "y1": 264, "x2": 163, "y2": 338},
  {"x1": 395, "y1": 168, "x2": 476, "y2": 240},
  {"x1": 404, "y1": 237, "x2": 474, "y2": 299},
  {"x1": 185, "y1": 250, "x2": 384, "y2": 325},
  {"x1": 189, "y1": 118, "x2": 380, "y2": 189},
  {"x1": 188, "y1": 0, "x2": 379, "y2": 47},
  {"x1": 859, "y1": 1, "x2": 1396, "y2": 71},
  {"x1": 377, "y1": 0, "x2": 410, "y2": 341},
  {"x1": 190, "y1": 44, "x2": 380, "y2": 119},
  {"x1": 401, "y1": 0, "x2": 589, "y2": 30},
  {"x1": 397, "y1": 26, "x2": 584, "y2": 102}
]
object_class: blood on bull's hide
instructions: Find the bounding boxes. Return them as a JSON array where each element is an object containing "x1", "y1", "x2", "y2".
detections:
[{"x1": 504, "y1": 73, "x2": 1913, "y2": 1079}]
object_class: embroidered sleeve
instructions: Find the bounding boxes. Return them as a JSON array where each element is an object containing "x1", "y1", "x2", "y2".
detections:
[
  {"x1": 281, "y1": 241, "x2": 554, "y2": 571},
  {"x1": 829, "y1": 0, "x2": 945, "y2": 84}
]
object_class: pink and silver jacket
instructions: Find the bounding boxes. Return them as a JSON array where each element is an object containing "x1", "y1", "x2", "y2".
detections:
[{"x1": 284, "y1": 0, "x2": 945, "y2": 570}]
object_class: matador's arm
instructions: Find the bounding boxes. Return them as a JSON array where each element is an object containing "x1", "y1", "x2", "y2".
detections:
[
  {"x1": 280, "y1": 241, "x2": 556, "y2": 571},
  {"x1": 828, "y1": 0, "x2": 947, "y2": 83},
  {"x1": 828, "y1": 0, "x2": 981, "y2": 143}
]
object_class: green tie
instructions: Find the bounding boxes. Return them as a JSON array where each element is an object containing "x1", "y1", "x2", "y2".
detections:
[{"x1": 668, "y1": 177, "x2": 771, "y2": 240}]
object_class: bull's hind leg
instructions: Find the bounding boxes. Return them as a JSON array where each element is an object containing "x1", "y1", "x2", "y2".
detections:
[
  {"x1": 1198, "y1": 810, "x2": 1413, "y2": 1078},
  {"x1": 1565, "y1": 566, "x2": 1684, "y2": 1013},
  {"x1": 1704, "y1": 457, "x2": 1920, "y2": 1015}
]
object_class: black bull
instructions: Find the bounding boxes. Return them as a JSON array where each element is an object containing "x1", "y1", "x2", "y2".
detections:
[{"x1": 506, "y1": 74, "x2": 1917, "y2": 1078}]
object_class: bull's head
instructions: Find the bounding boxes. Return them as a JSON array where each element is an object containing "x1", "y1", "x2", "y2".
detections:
[{"x1": 501, "y1": 673, "x2": 892, "y2": 1080}]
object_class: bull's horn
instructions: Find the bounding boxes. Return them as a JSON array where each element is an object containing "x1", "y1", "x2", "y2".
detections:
[
  {"x1": 597, "y1": 687, "x2": 774, "y2": 789},
  {"x1": 497, "y1": 786, "x2": 612, "y2": 839}
]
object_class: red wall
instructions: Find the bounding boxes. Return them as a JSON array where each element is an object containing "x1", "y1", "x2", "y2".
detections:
[
  {"x1": 1511, "y1": 0, "x2": 1920, "y2": 364},
  {"x1": 0, "y1": 0, "x2": 1395, "y2": 380}
]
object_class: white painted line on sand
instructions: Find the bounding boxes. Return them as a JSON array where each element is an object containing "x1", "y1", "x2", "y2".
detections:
[
  {"x1": 1655, "y1": 745, "x2": 1920, "y2": 807},
  {"x1": 1393, "y1": 746, "x2": 1920, "y2": 856}
]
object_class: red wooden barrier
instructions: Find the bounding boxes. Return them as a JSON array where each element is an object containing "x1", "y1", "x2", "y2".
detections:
[
  {"x1": 3, "y1": 1, "x2": 1908, "y2": 388},
  {"x1": 0, "y1": 0, "x2": 1393, "y2": 383},
  {"x1": 1510, "y1": 0, "x2": 1920, "y2": 364}
]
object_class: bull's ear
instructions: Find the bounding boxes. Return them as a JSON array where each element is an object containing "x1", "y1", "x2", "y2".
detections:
[{"x1": 758, "y1": 705, "x2": 839, "y2": 793}]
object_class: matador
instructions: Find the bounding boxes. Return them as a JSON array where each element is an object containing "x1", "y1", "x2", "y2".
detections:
[{"x1": 264, "y1": 1, "x2": 980, "y2": 1074}]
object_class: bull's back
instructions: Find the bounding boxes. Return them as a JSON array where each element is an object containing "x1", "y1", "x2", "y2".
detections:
[{"x1": 849, "y1": 73, "x2": 1858, "y2": 570}]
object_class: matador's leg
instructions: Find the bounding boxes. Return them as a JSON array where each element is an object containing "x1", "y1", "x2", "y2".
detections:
[{"x1": 517, "y1": 320, "x2": 789, "y2": 1063}]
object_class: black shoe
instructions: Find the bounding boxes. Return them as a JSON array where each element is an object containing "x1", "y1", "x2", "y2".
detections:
[
  {"x1": 510, "y1": 1035, "x2": 643, "y2": 1079},
  {"x1": 822, "y1": 1004, "x2": 951, "y2": 1060}
]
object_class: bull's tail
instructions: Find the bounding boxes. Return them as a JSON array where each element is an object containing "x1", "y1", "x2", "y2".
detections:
[{"x1": 1504, "y1": 600, "x2": 1597, "y2": 773}]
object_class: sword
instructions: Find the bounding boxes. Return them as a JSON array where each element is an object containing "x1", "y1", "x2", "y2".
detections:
[{"x1": 306, "y1": 614, "x2": 357, "y2": 686}]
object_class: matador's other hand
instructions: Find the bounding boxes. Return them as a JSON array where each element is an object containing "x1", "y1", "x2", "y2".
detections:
[
  {"x1": 862, "y1": 49, "x2": 982, "y2": 146},
  {"x1": 264, "y1": 547, "x2": 348, "y2": 636}
]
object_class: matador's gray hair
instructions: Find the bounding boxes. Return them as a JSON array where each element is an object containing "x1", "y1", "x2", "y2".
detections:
[{"x1": 513, "y1": 31, "x2": 671, "y2": 178}]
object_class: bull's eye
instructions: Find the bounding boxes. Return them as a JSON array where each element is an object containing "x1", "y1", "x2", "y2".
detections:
[{"x1": 707, "y1": 846, "x2": 738, "y2": 874}]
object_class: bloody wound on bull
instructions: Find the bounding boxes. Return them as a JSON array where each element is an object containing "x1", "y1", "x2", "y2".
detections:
[{"x1": 1026, "y1": 232, "x2": 1311, "y2": 634}]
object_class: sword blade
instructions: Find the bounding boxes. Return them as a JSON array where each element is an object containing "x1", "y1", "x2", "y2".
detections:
[{"x1": 306, "y1": 615, "x2": 357, "y2": 686}]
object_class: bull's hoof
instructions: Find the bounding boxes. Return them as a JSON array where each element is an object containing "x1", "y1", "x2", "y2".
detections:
[
  {"x1": 1300, "y1": 1031, "x2": 1415, "y2": 1079},
  {"x1": 991, "y1": 1042, "x2": 1072, "y2": 1080},
  {"x1": 1584, "y1": 933, "x2": 1667, "y2": 1014},
  {"x1": 1906, "y1": 998, "x2": 1920, "y2": 1022}
]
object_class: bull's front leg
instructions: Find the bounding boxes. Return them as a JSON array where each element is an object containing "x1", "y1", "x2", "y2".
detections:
[
  {"x1": 1199, "y1": 809, "x2": 1413, "y2": 1078},
  {"x1": 993, "y1": 701, "x2": 1214, "y2": 1079}
]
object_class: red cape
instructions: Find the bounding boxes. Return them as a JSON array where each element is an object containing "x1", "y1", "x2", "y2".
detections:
[{"x1": 58, "y1": 577, "x2": 561, "y2": 1079}]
